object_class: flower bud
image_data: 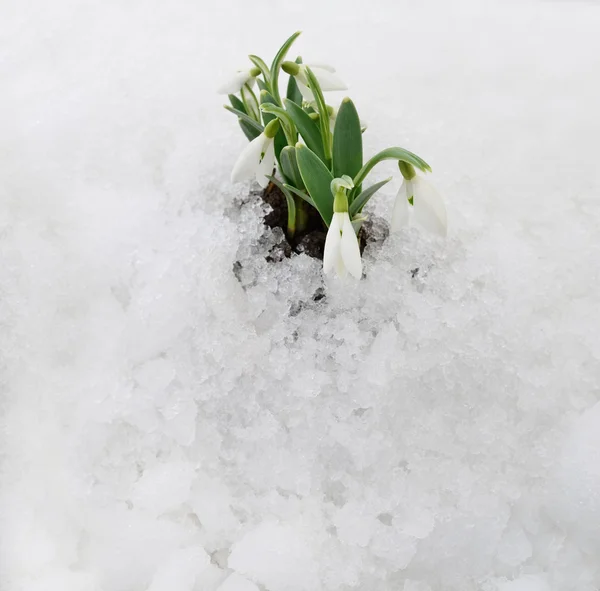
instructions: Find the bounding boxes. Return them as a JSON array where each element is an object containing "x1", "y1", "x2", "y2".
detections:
[
  {"x1": 264, "y1": 118, "x2": 280, "y2": 139},
  {"x1": 398, "y1": 161, "x2": 416, "y2": 181},
  {"x1": 282, "y1": 61, "x2": 300, "y2": 76}
]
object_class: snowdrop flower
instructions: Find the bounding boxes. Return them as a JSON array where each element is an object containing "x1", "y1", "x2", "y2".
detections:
[
  {"x1": 218, "y1": 66, "x2": 261, "y2": 95},
  {"x1": 231, "y1": 119, "x2": 279, "y2": 189},
  {"x1": 282, "y1": 61, "x2": 347, "y2": 102},
  {"x1": 391, "y1": 162, "x2": 447, "y2": 236},
  {"x1": 323, "y1": 176, "x2": 363, "y2": 279}
]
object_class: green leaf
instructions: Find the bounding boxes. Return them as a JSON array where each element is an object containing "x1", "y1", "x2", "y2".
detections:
[
  {"x1": 267, "y1": 175, "x2": 296, "y2": 238},
  {"x1": 260, "y1": 94, "x2": 275, "y2": 126},
  {"x1": 295, "y1": 142, "x2": 335, "y2": 225},
  {"x1": 270, "y1": 31, "x2": 301, "y2": 104},
  {"x1": 348, "y1": 177, "x2": 392, "y2": 217},
  {"x1": 304, "y1": 67, "x2": 332, "y2": 165},
  {"x1": 259, "y1": 90, "x2": 281, "y2": 125},
  {"x1": 248, "y1": 55, "x2": 271, "y2": 84},
  {"x1": 227, "y1": 95, "x2": 261, "y2": 141},
  {"x1": 333, "y1": 97, "x2": 363, "y2": 180},
  {"x1": 228, "y1": 94, "x2": 247, "y2": 114},
  {"x1": 284, "y1": 183, "x2": 314, "y2": 206},
  {"x1": 352, "y1": 147, "x2": 431, "y2": 190},
  {"x1": 239, "y1": 119, "x2": 261, "y2": 141},
  {"x1": 280, "y1": 146, "x2": 305, "y2": 190},
  {"x1": 284, "y1": 98, "x2": 325, "y2": 162},
  {"x1": 257, "y1": 78, "x2": 268, "y2": 92},
  {"x1": 241, "y1": 84, "x2": 260, "y2": 122},
  {"x1": 224, "y1": 105, "x2": 264, "y2": 133},
  {"x1": 274, "y1": 132, "x2": 288, "y2": 165},
  {"x1": 260, "y1": 102, "x2": 296, "y2": 132},
  {"x1": 286, "y1": 56, "x2": 303, "y2": 105}
]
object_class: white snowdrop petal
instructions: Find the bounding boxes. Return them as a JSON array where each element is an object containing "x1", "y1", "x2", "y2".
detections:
[
  {"x1": 312, "y1": 68, "x2": 347, "y2": 92},
  {"x1": 255, "y1": 139, "x2": 275, "y2": 188},
  {"x1": 296, "y1": 80, "x2": 314, "y2": 102},
  {"x1": 218, "y1": 70, "x2": 252, "y2": 95},
  {"x1": 323, "y1": 213, "x2": 343, "y2": 275},
  {"x1": 391, "y1": 181, "x2": 410, "y2": 231},
  {"x1": 231, "y1": 134, "x2": 267, "y2": 184},
  {"x1": 307, "y1": 62, "x2": 337, "y2": 73},
  {"x1": 335, "y1": 256, "x2": 348, "y2": 278},
  {"x1": 340, "y1": 214, "x2": 363, "y2": 279},
  {"x1": 412, "y1": 176, "x2": 448, "y2": 236}
]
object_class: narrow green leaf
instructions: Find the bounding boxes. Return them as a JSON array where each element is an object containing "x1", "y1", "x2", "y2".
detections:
[
  {"x1": 257, "y1": 78, "x2": 268, "y2": 92},
  {"x1": 284, "y1": 183, "x2": 314, "y2": 206},
  {"x1": 284, "y1": 98, "x2": 325, "y2": 162},
  {"x1": 333, "y1": 97, "x2": 363, "y2": 180},
  {"x1": 260, "y1": 96, "x2": 275, "y2": 126},
  {"x1": 286, "y1": 56, "x2": 303, "y2": 105},
  {"x1": 304, "y1": 67, "x2": 332, "y2": 165},
  {"x1": 239, "y1": 119, "x2": 261, "y2": 141},
  {"x1": 267, "y1": 175, "x2": 296, "y2": 238},
  {"x1": 224, "y1": 105, "x2": 264, "y2": 133},
  {"x1": 228, "y1": 94, "x2": 247, "y2": 114},
  {"x1": 259, "y1": 90, "x2": 282, "y2": 125},
  {"x1": 348, "y1": 177, "x2": 392, "y2": 217},
  {"x1": 270, "y1": 31, "x2": 302, "y2": 104},
  {"x1": 248, "y1": 55, "x2": 271, "y2": 84},
  {"x1": 260, "y1": 102, "x2": 296, "y2": 132},
  {"x1": 241, "y1": 84, "x2": 260, "y2": 122},
  {"x1": 295, "y1": 142, "x2": 335, "y2": 225},
  {"x1": 274, "y1": 132, "x2": 288, "y2": 166},
  {"x1": 280, "y1": 146, "x2": 305, "y2": 190},
  {"x1": 352, "y1": 147, "x2": 431, "y2": 190}
]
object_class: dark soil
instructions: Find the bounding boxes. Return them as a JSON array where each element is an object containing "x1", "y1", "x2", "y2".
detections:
[{"x1": 260, "y1": 182, "x2": 389, "y2": 262}]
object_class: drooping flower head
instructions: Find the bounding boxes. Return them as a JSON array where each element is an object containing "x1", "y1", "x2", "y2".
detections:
[
  {"x1": 323, "y1": 176, "x2": 363, "y2": 279},
  {"x1": 231, "y1": 119, "x2": 280, "y2": 188},
  {"x1": 282, "y1": 61, "x2": 347, "y2": 102},
  {"x1": 217, "y1": 66, "x2": 262, "y2": 95},
  {"x1": 391, "y1": 161, "x2": 447, "y2": 236}
]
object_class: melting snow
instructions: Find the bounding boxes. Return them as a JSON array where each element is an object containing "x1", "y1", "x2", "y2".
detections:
[{"x1": 2, "y1": 1, "x2": 600, "y2": 590}]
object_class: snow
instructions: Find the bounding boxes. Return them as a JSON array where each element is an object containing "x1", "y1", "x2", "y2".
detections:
[
  {"x1": 1, "y1": 0, "x2": 600, "y2": 590},
  {"x1": 217, "y1": 573, "x2": 260, "y2": 591},
  {"x1": 228, "y1": 520, "x2": 320, "y2": 591},
  {"x1": 493, "y1": 575, "x2": 551, "y2": 591},
  {"x1": 548, "y1": 402, "x2": 600, "y2": 552}
]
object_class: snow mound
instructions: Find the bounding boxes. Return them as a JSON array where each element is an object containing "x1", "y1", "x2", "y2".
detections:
[{"x1": 2, "y1": 0, "x2": 600, "y2": 590}]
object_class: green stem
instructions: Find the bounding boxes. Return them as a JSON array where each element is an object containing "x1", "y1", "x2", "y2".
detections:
[
  {"x1": 352, "y1": 147, "x2": 431, "y2": 191},
  {"x1": 260, "y1": 104, "x2": 297, "y2": 145},
  {"x1": 248, "y1": 55, "x2": 271, "y2": 85},
  {"x1": 267, "y1": 175, "x2": 297, "y2": 239},
  {"x1": 295, "y1": 197, "x2": 308, "y2": 234},
  {"x1": 287, "y1": 198, "x2": 296, "y2": 238}
]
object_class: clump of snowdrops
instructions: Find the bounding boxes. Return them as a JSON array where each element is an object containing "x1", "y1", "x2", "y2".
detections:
[{"x1": 219, "y1": 32, "x2": 447, "y2": 279}]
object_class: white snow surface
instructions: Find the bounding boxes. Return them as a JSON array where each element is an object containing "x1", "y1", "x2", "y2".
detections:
[{"x1": 1, "y1": 1, "x2": 600, "y2": 590}]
